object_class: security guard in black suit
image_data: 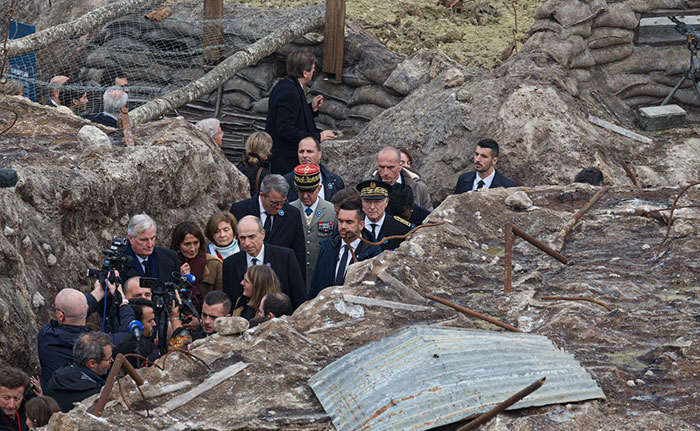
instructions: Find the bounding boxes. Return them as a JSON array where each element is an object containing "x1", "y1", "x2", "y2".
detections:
[{"x1": 357, "y1": 180, "x2": 412, "y2": 251}]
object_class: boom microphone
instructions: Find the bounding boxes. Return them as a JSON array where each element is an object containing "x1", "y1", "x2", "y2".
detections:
[
  {"x1": 129, "y1": 320, "x2": 144, "y2": 341},
  {"x1": 0, "y1": 169, "x2": 18, "y2": 188},
  {"x1": 172, "y1": 272, "x2": 196, "y2": 284}
]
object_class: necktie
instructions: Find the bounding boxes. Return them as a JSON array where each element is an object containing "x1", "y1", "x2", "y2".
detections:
[
  {"x1": 251, "y1": 257, "x2": 258, "y2": 266},
  {"x1": 335, "y1": 245, "x2": 350, "y2": 285},
  {"x1": 370, "y1": 223, "x2": 378, "y2": 239},
  {"x1": 263, "y1": 212, "x2": 273, "y2": 235},
  {"x1": 142, "y1": 259, "x2": 150, "y2": 277},
  {"x1": 305, "y1": 208, "x2": 313, "y2": 216},
  {"x1": 476, "y1": 180, "x2": 485, "y2": 190}
]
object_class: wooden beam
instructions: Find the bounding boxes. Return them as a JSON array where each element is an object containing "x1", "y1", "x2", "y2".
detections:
[
  {"x1": 588, "y1": 115, "x2": 653, "y2": 144},
  {"x1": 203, "y1": 0, "x2": 224, "y2": 66},
  {"x1": 322, "y1": 0, "x2": 345, "y2": 83}
]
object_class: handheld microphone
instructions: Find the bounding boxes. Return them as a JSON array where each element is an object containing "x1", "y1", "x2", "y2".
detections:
[
  {"x1": 129, "y1": 320, "x2": 144, "y2": 341},
  {"x1": 0, "y1": 169, "x2": 18, "y2": 188},
  {"x1": 172, "y1": 272, "x2": 196, "y2": 284}
]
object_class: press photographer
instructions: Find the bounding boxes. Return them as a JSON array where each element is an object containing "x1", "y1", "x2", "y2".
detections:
[{"x1": 114, "y1": 298, "x2": 158, "y2": 368}]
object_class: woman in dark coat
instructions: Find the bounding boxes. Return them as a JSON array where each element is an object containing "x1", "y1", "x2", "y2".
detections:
[
  {"x1": 233, "y1": 265, "x2": 281, "y2": 320},
  {"x1": 236, "y1": 131, "x2": 273, "y2": 196}
]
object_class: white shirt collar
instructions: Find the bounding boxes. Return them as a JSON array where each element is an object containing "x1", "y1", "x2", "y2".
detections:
[
  {"x1": 247, "y1": 244, "x2": 265, "y2": 266},
  {"x1": 395, "y1": 173, "x2": 403, "y2": 184},
  {"x1": 473, "y1": 169, "x2": 496, "y2": 191},
  {"x1": 103, "y1": 112, "x2": 119, "y2": 121},
  {"x1": 364, "y1": 213, "x2": 386, "y2": 233}
]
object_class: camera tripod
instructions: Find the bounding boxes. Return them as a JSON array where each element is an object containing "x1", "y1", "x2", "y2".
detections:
[{"x1": 662, "y1": 17, "x2": 700, "y2": 105}]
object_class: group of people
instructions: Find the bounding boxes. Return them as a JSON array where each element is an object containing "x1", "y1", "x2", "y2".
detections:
[{"x1": 11, "y1": 50, "x2": 608, "y2": 424}]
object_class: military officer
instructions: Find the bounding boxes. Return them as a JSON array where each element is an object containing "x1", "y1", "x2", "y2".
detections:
[
  {"x1": 357, "y1": 179, "x2": 412, "y2": 251},
  {"x1": 289, "y1": 164, "x2": 337, "y2": 292}
]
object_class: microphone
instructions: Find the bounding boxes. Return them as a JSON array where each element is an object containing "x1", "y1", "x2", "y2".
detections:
[
  {"x1": 172, "y1": 272, "x2": 196, "y2": 284},
  {"x1": 129, "y1": 320, "x2": 143, "y2": 341},
  {"x1": 0, "y1": 169, "x2": 18, "y2": 188}
]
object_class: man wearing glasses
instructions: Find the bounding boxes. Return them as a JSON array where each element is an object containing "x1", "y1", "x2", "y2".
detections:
[
  {"x1": 45, "y1": 332, "x2": 113, "y2": 412},
  {"x1": 288, "y1": 164, "x2": 336, "y2": 293},
  {"x1": 229, "y1": 174, "x2": 306, "y2": 280}
]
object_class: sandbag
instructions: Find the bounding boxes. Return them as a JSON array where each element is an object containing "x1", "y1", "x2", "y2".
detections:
[
  {"x1": 348, "y1": 85, "x2": 402, "y2": 109},
  {"x1": 522, "y1": 31, "x2": 586, "y2": 65},
  {"x1": 587, "y1": 27, "x2": 634, "y2": 49},
  {"x1": 319, "y1": 99, "x2": 351, "y2": 120},
  {"x1": 224, "y1": 77, "x2": 262, "y2": 100},
  {"x1": 349, "y1": 103, "x2": 384, "y2": 121},
  {"x1": 219, "y1": 91, "x2": 253, "y2": 110},
  {"x1": 569, "y1": 49, "x2": 595, "y2": 68},
  {"x1": 591, "y1": 2, "x2": 639, "y2": 29},
  {"x1": 590, "y1": 43, "x2": 634, "y2": 65}
]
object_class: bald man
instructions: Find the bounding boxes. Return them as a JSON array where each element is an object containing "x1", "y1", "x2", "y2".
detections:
[{"x1": 38, "y1": 283, "x2": 134, "y2": 390}]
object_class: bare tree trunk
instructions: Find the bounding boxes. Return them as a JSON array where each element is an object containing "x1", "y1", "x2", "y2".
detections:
[
  {"x1": 5, "y1": 0, "x2": 164, "y2": 57},
  {"x1": 129, "y1": 3, "x2": 326, "y2": 126}
]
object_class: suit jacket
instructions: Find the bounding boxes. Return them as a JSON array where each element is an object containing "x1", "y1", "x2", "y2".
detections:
[
  {"x1": 222, "y1": 243, "x2": 306, "y2": 309},
  {"x1": 229, "y1": 196, "x2": 306, "y2": 280},
  {"x1": 284, "y1": 163, "x2": 345, "y2": 202},
  {"x1": 122, "y1": 244, "x2": 180, "y2": 284},
  {"x1": 308, "y1": 229, "x2": 382, "y2": 299},
  {"x1": 371, "y1": 214, "x2": 412, "y2": 251},
  {"x1": 454, "y1": 170, "x2": 518, "y2": 194},
  {"x1": 289, "y1": 197, "x2": 337, "y2": 292},
  {"x1": 410, "y1": 204, "x2": 431, "y2": 227},
  {"x1": 88, "y1": 112, "x2": 118, "y2": 128},
  {"x1": 265, "y1": 77, "x2": 320, "y2": 174}
]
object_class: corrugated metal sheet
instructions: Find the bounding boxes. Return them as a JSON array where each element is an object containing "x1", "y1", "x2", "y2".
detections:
[{"x1": 308, "y1": 326, "x2": 605, "y2": 431}]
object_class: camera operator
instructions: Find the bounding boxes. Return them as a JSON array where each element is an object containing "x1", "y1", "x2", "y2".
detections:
[
  {"x1": 114, "y1": 298, "x2": 158, "y2": 368},
  {"x1": 121, "y1": 214, "x2": 180, "y2": 284},
  {"x1": 38, "y1": 277, "x2": 134, "y2": 391}
]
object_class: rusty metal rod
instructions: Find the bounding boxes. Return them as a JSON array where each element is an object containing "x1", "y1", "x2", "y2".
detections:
[
  {"x1": 356, "y1": 221, "x2": 445, "y2": 247},
  {"x1": 456, "y1": 377, "x2": 546, "y2": 431},
  {"x1": 423, "y1": 293, "x2": 521, "y2": 332},
  {"x1": 341, "y1": 234, "x2": 359, "y2": 263},
  {"x1": 120, "y1": 106, "x2": 135, "y2": 147},
  {"x1": 541, "y1": 295, "x2": 613, "y2": 312},
  {"x1": 511, "y1": 224, "x2": 568, "y2": 264},
  {"x1": 504, "y1": 224, "x2": 514, "y2": 294},
  {"x1": 93, "y1": 353, "x2": 144, "y2": 417},
  {"x1": 657, "y1": 180, "x2": 700, "y2": 252},
  {"x1": 621, "y1": 160, "x2": 641, "y2": 189},
  {"x1": 569, "y1": 187, "x2": 609, "y2": 228}
]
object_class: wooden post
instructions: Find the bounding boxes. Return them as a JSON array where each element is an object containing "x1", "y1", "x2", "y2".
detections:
[
  {"x1": 93, "y1": 354, "x2": 145, "y2": 417},
  {"x1": 504, "y1": 223, "x2": 514, "y2": 294},
  {"x1": 322, "y1": 0, "x2": 345, "y2": 83},
  {"x1": 203, "y1": 0, "x2": 224, "y2": 66}
]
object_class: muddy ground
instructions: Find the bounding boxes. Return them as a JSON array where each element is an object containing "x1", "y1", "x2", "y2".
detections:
[{"x1": 224, "y1": 0, "x2": 541, "y2": 68}]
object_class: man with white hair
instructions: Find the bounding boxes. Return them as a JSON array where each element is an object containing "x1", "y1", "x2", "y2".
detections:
[
  {"x1": 195, "y1": 118, "x2": 224, "y2": 147},
  {"x1": 47, "y1": 75, "x2": 69, "y2": 107},
  {"x1": 88, "y1": 86, "x2": 128, "y2": 128},
  {"x1": 121, "y1": 213, "x2": 180, "y2": 283}
]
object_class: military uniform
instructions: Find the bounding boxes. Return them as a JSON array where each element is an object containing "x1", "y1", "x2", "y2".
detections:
[
  {"x1": 290, "y1": 197, "x2": 336, "y2": 292},
  {"x1": 357, "y1": 179, "x2": 413, "y2": 251}
]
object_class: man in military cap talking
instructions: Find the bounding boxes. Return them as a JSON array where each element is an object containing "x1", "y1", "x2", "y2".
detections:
[
  {"x1": 289, "y1": 164, "x2": 337, "y2": 293},
  {"x1": 357, "y1": 179, "x2": 412, "y2": 251}
]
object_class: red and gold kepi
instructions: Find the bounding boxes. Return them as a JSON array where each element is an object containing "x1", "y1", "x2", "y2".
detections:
[
  {"x1": 356, "y1": 179, "x2": 392, "y2": 200},
  {"x1": 294, "y1": 163, "x2": 321, "y2": 190}
]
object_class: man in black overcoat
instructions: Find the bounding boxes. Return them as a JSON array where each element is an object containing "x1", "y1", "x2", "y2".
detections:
[
  {"x1": 357, "y1": 180, "x2": 412, "y2": 251},
  {"x1": 265, "y1": 51, "x2": 336, "y2": 174},
  {"x1": 222, "y1": 216, "x2": 306, "y2": 310}
]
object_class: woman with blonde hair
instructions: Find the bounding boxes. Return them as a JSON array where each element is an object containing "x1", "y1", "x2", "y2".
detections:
[
  {"x1": 236, "y1": 131, "x2": 273, "y2": 196},
  {"x1": 234, "y1": 265, "x2": 281, "y2": 320}
]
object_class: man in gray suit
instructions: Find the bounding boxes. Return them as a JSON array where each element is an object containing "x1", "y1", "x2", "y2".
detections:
[{"x1": 289, "y1": 163, "x2": 337, "y2": 292}]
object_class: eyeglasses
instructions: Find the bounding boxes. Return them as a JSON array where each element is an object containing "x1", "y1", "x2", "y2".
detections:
[
  {"x1": 298, "y1": 189, "x2": 316, "y2": 197},
  {"x1": 264, "y1": 197, "x2": 286, "y2": 208}
]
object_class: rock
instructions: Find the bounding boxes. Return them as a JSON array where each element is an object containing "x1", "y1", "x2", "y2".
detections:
[
  {"x1": 456, "y1": 88, "x2": 472, "y2": 102},
  {"x1": 505, "y1": 191, "x2": 533, "y2": 210},
  {"x1": 77, "y1": 125, "x2": 112, "y2": 150},
  {"x1": 645, "y1": 370, "x2": 654, "y2": 376},
  {"x1": 3, "y1": 226, "x2": 14, "y2": 237},
  {"x1": 215, "y1": 316, "x2": 249, "y2": 335},
  {"x1": 384, "y1": 50, "x2": 439, "y2": 96},
  {"x1": 0, "y1": 95, "x2": 248, "y2": 371},
  {"x1": 31, "y1": 293, "x2": 45, "y2": 308},
  {"x1": 443, "y1": 68, "x2": 465, "y2": 88},
  {"x1": 671, "y1": 221, "x2": 693, "y2": 238},
  {"x1": 626, "y1": 379, "x2": 636, "y2": 387},
  {"x1": 635, "y1": 379, "x2": 645, "y2": 386},
  {"x1": 100, "y1": 230, "x2": 112, "y2": 242}
]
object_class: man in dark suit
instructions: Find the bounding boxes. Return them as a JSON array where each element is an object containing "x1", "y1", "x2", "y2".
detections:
[
  {"x1": 229, "y1": 174, "x2": 306, "y2": 280},
  {"x1": 357, "y1": 179, "x2": 412, "y2": 251},
  {"x1": 309, "y1": 202, "x2": 382, "y2": 299},
  {"x1": 88, "y1": 86, "x2": 127, "y2": 128},
  {"x1": 120, "y1": 214, "x2": 180, "y2": 284},
  {"x1": 454, "y1": 139, "x2": 518, "y2": 193},
  {"x1": 265, "y1": 51, "x2": 336, "y2": 174},
  {"x1": 222, "y1": 216, "x2": 306, "y2": 309},
  {"x1": 388, "y1": 182, "x2": 430, "y2": 228},
  {"x1": 283, "y1": 136, "x2": 345, "y2": 202}
]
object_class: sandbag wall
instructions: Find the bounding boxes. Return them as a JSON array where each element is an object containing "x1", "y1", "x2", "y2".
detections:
[
  {"x1": 80, "y1": 3, "x2": 417, "y2": 153},
  {"x1": 522, "y1": 0, "x2": 700, "y2": 108}
]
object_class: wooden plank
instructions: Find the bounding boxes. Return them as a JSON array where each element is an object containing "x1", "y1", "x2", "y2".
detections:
[
  {"x1": 322, "y1": 0, "x2": 346, "y2": 83},
  {"x1": 588, "y1": 115, "x2": 653, "y2": 144},
  {"x1": 343, "y1": 295, "x2": 432, "y2": 312},
  {"x1": 155, "y1": 362, "x2": 249, "y2": 415},
  {"x1": 203, "y1": 0, "x2": 224, "y2": 65},
  {"x1": 142, "y1": 381, "x2": 193, "y2": 399}
]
